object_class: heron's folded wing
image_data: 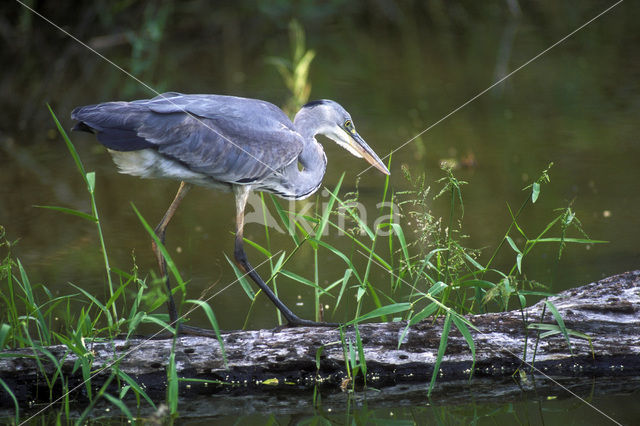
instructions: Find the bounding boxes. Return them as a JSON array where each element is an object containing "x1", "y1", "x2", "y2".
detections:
[
  {"x1": 72, "y1": 94, "x2": 304, "y2": 183},
  {"x1": 140, "y1": 94, "x2": 303, "y2": 183},
  {"x1": 141, "y1": 112, "x2": 303, "y2": 184}
]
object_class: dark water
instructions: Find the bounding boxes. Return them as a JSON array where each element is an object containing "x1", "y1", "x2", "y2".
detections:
[{"x1": 1, "y1": 1, "x2": 639, "y2": 423}]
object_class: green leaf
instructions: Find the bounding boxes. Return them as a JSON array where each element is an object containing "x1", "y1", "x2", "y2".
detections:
[
  {"x1": 316, "y1": 174, "x2": 344, "y2": 240},
  {"x1": 86, "y1": 171, "x2": 96, "y2": 193},
  {"x1": 462, "y1": 250, "x2": 485, "y2": 271},
  {"x1": 428, "y1": 311, "x2": 452, "y2": 396},
  {"x1": 132, "y1": 203, "x2": 186, "y2": 295},
  {"x1": 314, "y1": 239, "x2": 363, "y2": 285},
  {"x1": 325, "y1": 187, "x2": 375, "y2": 241},
  {"x1": 346, "y1": 303, "x2": 411, "y2": 325},
  {"x1": 427, "y1": 281, "x2": 448, "y2": 297},
  {"x1": 532, "y1": 182, "x2": 540, "y2": 203},
  {"x1": 225, "y1": 255, "x2": 255, "y2": 300},
  {"x1": 68, "y1": 283, "x2": 109, "y2": 314},
  {"x1": 527, "y1": 323, "x2": 592, "y2": 340},
  {"x1": 332, "y1": 269, "x2": 352, "y2": 314},
  {"x1": 388, "y1": 223, "x2": 411, "y2": 269},
  {"x1": 271, "y1": 252, "x2": 286, "y2": 276},
  {"x1": 0, "y1": 378, "x2": 18, "y2": 423},
  {"x1": 116, "y1": 369, "x2": 157, "y2": 410},
  {"x1": 270, "y1": 195, "x2": 300, "y2": 245},
  {"x1": 186, "y1": 299, "x2": 227, "y2": 366},
  {"x1": 354, "y1": 325, "x2": 367, "y2": 382},
  {"x1": 168, "y1": 351, "x2": 178, "y2": 415},
  {"x1": 452, "y1": 314, "x2": 476, "y2": 377},
  {"x1": 505, "y1": 236, "x2": 521, "y2": 254},
  {"x1": 47, "y1": 104, "x2": 88, "y2": 185},
  {"x1": 141, "y1": 315, "x2": 175, "y2": 334},
  {"x1": 243, "y1": 237, "x2": 272, "y2": 258},
  {"x1": 0, "y1": 324, "x2": 10, "y2": 349},
  {"x1": 531, "y1": 237, "x2": 607, "y2": 244},
  {"x1": 458, "y1": 279, "x2": 495, "y2": 289},
  {"x1": 409, "y1": 303, "x2": 439, "y2": 327},
  {"x1": 545, "y1": 300, "x2": 573, "y2": 354},
  {"x1": 279, "y1": 269, "x2": 333, "y2": 295},
  {"x1": 34, "y1": 205, "x2": 97, "y2": 222},
  {"x1": 398, "y1": 302, "x2": 439, "y2": 349}
]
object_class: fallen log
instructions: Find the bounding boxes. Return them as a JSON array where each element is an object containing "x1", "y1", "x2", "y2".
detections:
[{"x1": 1, "y1": 270, "x2": 639, "y2": 405}]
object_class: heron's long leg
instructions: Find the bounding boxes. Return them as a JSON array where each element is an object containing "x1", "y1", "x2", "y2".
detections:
[
  {"x1": 233, "y1": 186, "x2": 339, "y2": 328},
  {"x1": 152, "y1": 181, "x2": 192, "y2": 325}
]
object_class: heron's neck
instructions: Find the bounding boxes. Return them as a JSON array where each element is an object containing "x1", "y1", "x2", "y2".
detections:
[{"x1": 285, "y1": 112, "x2": 328, "y2": 199}]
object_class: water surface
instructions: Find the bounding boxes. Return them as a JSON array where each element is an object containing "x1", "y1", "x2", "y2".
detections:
[{"x1": 1, "y1": 1, "x2": 639, "y2": 423}]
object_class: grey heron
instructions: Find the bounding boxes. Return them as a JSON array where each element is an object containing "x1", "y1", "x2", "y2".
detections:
[{"x1": 71, "y1": 92, "x2": 389, "y2": 331}]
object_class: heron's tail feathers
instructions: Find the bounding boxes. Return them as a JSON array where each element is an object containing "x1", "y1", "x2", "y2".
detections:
[{"x1": 70, "y1": 103, "x2": 155, "y2": 152}]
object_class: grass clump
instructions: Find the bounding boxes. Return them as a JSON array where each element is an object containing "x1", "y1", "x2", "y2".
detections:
[{"x1": 235, "y1": 159, "x2": 603, "y2": 395}]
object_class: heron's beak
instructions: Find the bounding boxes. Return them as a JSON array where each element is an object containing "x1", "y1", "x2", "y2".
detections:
[{"x1": 348, "y1": 131, "x2": 390, "y2": 175}]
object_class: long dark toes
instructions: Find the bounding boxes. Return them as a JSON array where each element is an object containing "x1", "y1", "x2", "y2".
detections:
[{"x1": 286, "y1": 319, "x2": 341, "y2": 328}]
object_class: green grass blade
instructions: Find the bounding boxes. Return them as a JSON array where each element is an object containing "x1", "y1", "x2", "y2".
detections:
[
  {"x1": 168, "y1": 349, "x2": 179, "y2": 415},
  {"x1": 346, "y1": 303, "x2": 411, "y2": 325},
  {"x1": 505, "y1": 236, "x2": 521, "y2": 254},
  {"x1": 34, "y1": 205, "x2": 98, "y2": 222},
  {"x1": 544, "y1": 301, "x2": 573, "y2": 354},
  {"x1": 457, "y1": 280, "x2": 495, "y2": 289},
  {"x1": 68, "y1": 283, "x2": 111, "y2": 317},
  {"x1": 316, "y1": 174, "x2": 344, "y2": 240},
  {"x1": 532, "y1": 182, "x2": 541, "y2": 203},
  {"x1": 313, "y1": 239, "x2": 363, "y2": 284},
  {"x1": 428, "y1": 311, "x2": 452, "y2": 396},
  {"x1": 132, "y1": 203, "x2": 186, "y2": 294},
  {"x1": 224, "y1": 254, "x2": 255, "y2": 300},
  {"x1": 17, "y1": 259, "x2": 50, "y2": 344},
  {"x1": 270, "y1": 195, "x2": 300, "y2": 245},
  {"x1": 0, "y1": 324, "x2": 10, "y2": 349},
  {"x1": 409, "y1": 302, "x2": 439, "y2": 327},
  {"x1": 243, "y1": 237, "x2": 272, "y2": 258},
  {"x1": 141, "y1": 315, "x2": 175, "y2": 334},
  {"x1": 75, "y1": 374, "x2": 116, "y2": 425},
  {"x1": 387, "y1": 223, "x2": 411, "y2": 270},
  {"x1": 324, "y1": 187, "x2": 375, "y2": 241},
  {"x1": 279, "y1": 269, "x2": 333, "y2": 295},
  {"x1": 0, "y1": 377, "x2": 18, "y2": 423},
  {"x1": 531, "y1": 237, "x2": 607, "y2": 244},
  {"x1": 398, "y1": 302, "x2": 439, "y2": 349},
  {"x1": 528, "y1": 323, "x2": 592, "y2": 340},
  {"x1": 452, "y1": 314, "x2": 475, "y2": 377},
  {"x1": 354, "y1": 324, "x2": 367, "y2": 385},
  {"x1": 186, "y1": 299, "x2": 227, "y2": 366},
  {"x1": 103, "y1": 393, "x2": 133, "y2": 420},
  {"x1": 333, "y1": 269, "x2": 352, "y2": 315},
  {"x1": 47, "y1": 104, "x2": 88, "y2": 187}
]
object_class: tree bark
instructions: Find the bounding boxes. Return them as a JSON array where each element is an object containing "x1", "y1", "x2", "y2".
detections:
[{"x1": 1, "y1": 270, "x2": 639, "y2": 406}]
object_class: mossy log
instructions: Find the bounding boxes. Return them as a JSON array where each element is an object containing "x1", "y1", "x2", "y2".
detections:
[{"x1": 1, "y1": 271, "x2": 639, "y2": 406}]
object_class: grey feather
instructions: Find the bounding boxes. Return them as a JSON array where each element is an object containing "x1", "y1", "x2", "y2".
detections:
[
  {"x1": 72, "y1": 92, "x2": 387, "y2": 200},
  {"x1": 72, "y1": 93, "x2": 303, "y2": 183}
]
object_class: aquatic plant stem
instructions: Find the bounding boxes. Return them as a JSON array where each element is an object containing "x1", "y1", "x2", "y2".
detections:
[{"x1": 90, "y1": 190, "x2": 117, "y2": 321}]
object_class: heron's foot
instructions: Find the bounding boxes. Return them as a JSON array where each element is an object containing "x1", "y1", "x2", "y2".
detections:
[
  {"x1": 176, "y1": 323, "x2": 222, "y2": 338},
  {"x1": 150, "y1": 323, "x2": 221, "y2": 339},
  {"x1": 284, "y1": 317, "x2": 341, "y2": 328}
]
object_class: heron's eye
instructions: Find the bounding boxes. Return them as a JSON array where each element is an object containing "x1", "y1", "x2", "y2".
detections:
[{"x1": 344, "y1": 120, "x2": 352, "y2": 129}]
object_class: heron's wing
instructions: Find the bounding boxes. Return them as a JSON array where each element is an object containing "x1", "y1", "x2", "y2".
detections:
[{"x1": 72, "y1": 93, "x2": 304, "y2": 183}]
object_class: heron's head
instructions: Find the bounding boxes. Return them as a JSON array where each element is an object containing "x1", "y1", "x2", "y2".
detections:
[{"x1": 296, "y1": 100, "x2": 390, "y2": 175}]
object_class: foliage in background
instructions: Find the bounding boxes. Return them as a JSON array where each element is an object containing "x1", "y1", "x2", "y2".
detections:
[{"x1": 267, "y1": 19, "x2": 315, "y2": 117}]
